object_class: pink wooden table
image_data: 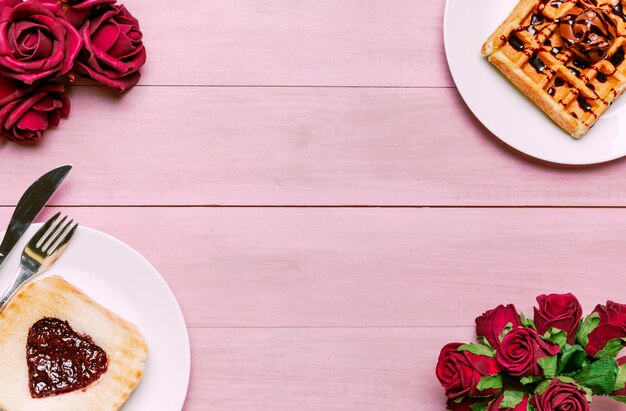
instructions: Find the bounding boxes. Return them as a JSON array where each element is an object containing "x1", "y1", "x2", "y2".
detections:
[{"x1": 2, "y1": 0, "x2": 626, "y2": 409}]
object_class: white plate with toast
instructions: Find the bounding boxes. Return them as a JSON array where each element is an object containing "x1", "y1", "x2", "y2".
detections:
[
  {"x1": 0, "y1": 225, "x2": 190, "y2": 410},
  {"x1": 444, "y1": 0, "x2": 626, "y2": 165}
]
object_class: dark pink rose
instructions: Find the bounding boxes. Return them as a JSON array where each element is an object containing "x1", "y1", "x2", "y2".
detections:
[
  {"x1": 531, "y1": 380, "x2": 589, "y2": 411},
  {"x1": 0, "y1": 77, "x2": 70, "y2": 142},
  {"x1": 496, "y1": 328, "x2": 560, "y2": 377},
  {"x1": 612, "y1": 357, "x2": 626, "y2": 396},
  {"x1": 0, "y1": 0, "x2": 82, "y2": 84},
  {"x1": 486, "y1": 394, "x2": 530, "y2": 411},
  {"x1": 476, "y1": 304, "x2": 522, "y2": 348},
  {"x1": 436, "y1": 342, "x2": 502, "y2": 400},
  {"x1": 586, "y1": 301, "x2": 626, "y2": 356},
  {"x1": 534, "y1": 293, "x2": 582, "y2": 344},
  {"x1": 62, "y1": 0, "x2": 116, "y2": 27},
  {"x1": 75, "y1": 4, "x2": 146, "y2": 91}
]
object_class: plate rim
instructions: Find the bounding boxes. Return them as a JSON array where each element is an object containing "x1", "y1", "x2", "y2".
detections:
[{"x1": 442, "y1": 0, "x2": 626, "y2": 166}]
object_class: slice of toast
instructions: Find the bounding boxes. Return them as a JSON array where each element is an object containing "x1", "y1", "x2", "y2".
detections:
[{"x1": 0, "y1": 276, "x2": 148, "y2": 411}]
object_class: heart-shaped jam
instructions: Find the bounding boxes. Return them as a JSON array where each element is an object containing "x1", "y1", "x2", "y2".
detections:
[{"x1": 26, "y1": 318, "x2": 108, "y2": 398}]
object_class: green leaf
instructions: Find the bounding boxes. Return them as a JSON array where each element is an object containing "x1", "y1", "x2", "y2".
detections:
[
  {"x1": 499, "y1": 322, "x2": 514, "y2": 343},
  {"x1": 555, "y1": 376, "x2": 577, "y2": 385},
  {"x1": 535, "y1": 379, "x2": 552, "y2": 395},
  {"x1": 520, "y1": 375, "x2": 543, "y2": 385},
  {"x1": 459, "y1": 343, "x2": 496, "y2": 358},
  {"x1": 477, "y1": 374, "x2": 503, "y2": 391},
  {"x1": 500, "y1": 391, "x2": 525, "y2": 409},
  {"x1": 477, "y1": 336, "x2": 494, "y2": 350},
  {"x1": 542, "y1": 328, "x2": 567, "y2": 348},
  {"x1": 576, "y1": 313, "x2": 600, "y2": 347},
  {"x1": 609, "y1": 395, "x2": 626, "y2": 404},
  {"x1": 558, "y1": 344, "x2": 586, "y2": 374},
  {"x1": 538, "y1": 355, "x2": 558, "y2": 378},
  {"x1": 593, "y1": 338, "x2": 626, "y2": 359},
  {"x1": 614, "y1": 362, "x2": 626, "y2": 392},
  {"x1": 573, "y1": 357, "x2": 619, "y2": 395},
  {"x1": 470, "y1": 402, "x2": 491, "y2": 411},
  {"x1": 520, "y1": 311, "x2": 536, "y2": 330}
]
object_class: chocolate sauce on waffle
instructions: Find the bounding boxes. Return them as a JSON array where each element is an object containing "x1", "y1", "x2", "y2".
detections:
[
  {"x1": 577, "y1": 97, "x2": 592, "y2": 111},
  {"x1": 508, "y1": 34, "x2": 526, "y2": 51},
  {"x1": 568, "y1": 66, "x2": 581, "y2": 77},
  {"x1": 529, "y1": 52, "x2": 547, "y2": 72},
  {"x1": 558, "y1": 3, "x2": 617, "y2": 63},
  {"x1": 614, "y1": 3, "x2": 626, "y2": 22},
  {"x1": 493, "y1": 0, "x2": 626, "y2": 129},
  {"x1": 610, "y1": 48, "x2": 625, "y2": 67}
]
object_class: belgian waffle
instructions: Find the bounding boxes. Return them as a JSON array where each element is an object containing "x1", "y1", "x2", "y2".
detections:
[{"x1": 482, "y1": 0, "x2": 626, "y2": 138}]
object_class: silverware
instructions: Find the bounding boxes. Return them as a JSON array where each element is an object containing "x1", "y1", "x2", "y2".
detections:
[
  {"x1": 0, "y1": 165, "x2": 72, "y2": 270},
  {"x1": 0, "y1": 212, "x2": 78, "y2": 308}
]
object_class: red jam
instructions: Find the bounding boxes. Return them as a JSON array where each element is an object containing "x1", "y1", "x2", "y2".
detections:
[{"x1": 26, "y1": 318, "x2": 108, "y2": 398}]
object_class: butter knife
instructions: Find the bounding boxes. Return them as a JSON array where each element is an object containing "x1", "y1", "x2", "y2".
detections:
[{"x1": 0, "y1": 165, "x2": 72, "y2": 269}]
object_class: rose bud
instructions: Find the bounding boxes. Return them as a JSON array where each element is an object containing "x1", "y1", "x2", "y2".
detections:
[
  {"x1": 436, "y1": 342, "x2": 502, "y2": 400},
  {"x1": 496, "y1": 328, "x2": 560, "y2": 377},
  {"x1": 531, "y1": 379, "x2": 590, "y2": 411},
  {"x1": 486, "y1": 394, "x2": 530, "y2": 411},
  {"x1": 586, "y1": 301, "x2": 626, "y2": 357},
  {"x1": 534, "y1": 293, "x2": 582, "y2": 344},
  {"x1": 0, "y1": 78, "x2": 70, "y2": 142},
  {"x1": 0, "y1": 0, "x2": 82, "y2": 84},
  {"x1": 446, "y1": 397, "x2": 490, "y2": 411},
  {"x1": 611, "y1": 357, "x2": 626, "y2": 397},
  {"x1": 61, "y1": 0, "x2": 116, "y2": 27},
  {"x1": 475, "y1": 304, "x2": 522, "y2": 348},
  {"x1": 74, "y1": 5, "x2": 146, "y2": 92}
]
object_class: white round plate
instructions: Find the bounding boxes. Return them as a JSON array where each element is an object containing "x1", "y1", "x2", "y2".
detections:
[
  {"x1": 444, "y1": 0, "x2": 626, "y2": 165},
  {"x1": 0, "y1": 225, "x2": 190, "y2": 410}
]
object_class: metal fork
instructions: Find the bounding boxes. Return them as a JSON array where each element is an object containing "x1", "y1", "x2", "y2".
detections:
[{"x1": 0, "y1": 212, "x2": 78, "y2": 307}]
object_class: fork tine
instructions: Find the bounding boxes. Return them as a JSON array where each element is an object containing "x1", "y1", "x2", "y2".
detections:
[
  {"x1": 39, "y1": 215, "x2": 67, "y2": 250},
  {"x1": 29, "y1": 212, "x2": 60, "y2": 247},
  {"x1": 43, "y1": 218, "x2": 73, "y2": 253},
  {"x1": 47, "y1": 223, "x2": 78, "y2": 256}
]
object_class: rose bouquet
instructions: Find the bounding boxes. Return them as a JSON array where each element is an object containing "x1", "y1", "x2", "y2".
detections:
[
  {"x1": 0, "y1": 0, "x2": 146, "y2": 142},
  {"x1": 436, "y1": 294, "x2": 626, "y2": 410}
]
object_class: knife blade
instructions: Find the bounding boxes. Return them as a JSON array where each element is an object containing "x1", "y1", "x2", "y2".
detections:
[{"x1": 0, "y1": 165, "x2": 72, "y2": 269}]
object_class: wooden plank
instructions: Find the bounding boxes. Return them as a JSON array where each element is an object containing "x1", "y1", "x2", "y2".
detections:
[
  {"x1": 184, "y1": 327, "x2": 459, "y2": 411},
  {"x1": 183, "y1": 327, "x2": 621, "y2": 410},
  {"x1": 127, "y1": 0, "x2": 450, "y2": 87},
  {"x1": 3, "y1": 206, "x2": 622, "y2": 328},
  {"x1": 3, "y1": 87, "x2": 626, "y2": 207}
]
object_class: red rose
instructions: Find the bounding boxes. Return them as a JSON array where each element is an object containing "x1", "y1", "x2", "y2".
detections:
[
  {"x1": 496, "y1": 328, "x2": 560, "y2": 377},
  {"x1": 476, "y1": 304, "x2": 522, "y2": 348},
  {"x1": 436, "y1": 342, "x2": 501, "y2": 400},
  {"x1": 586, "y1": 301, "x2": 626, "y2": 357},
  {"x1": 534, "y1": 293, "x2": 582, "y2": 344},
  {"x1": 531, "y1": 380, "x2": 590, "y2": 411},
  {"x1": 62, "y1": 0, "x2": 116, "y2": 27},
  {"x1": 486, "y1": 394, "x2": 530, "y2": 411},
  {"x1": 0, "y1": 0, "x2": 82, "y2": 84},
  {"x1": 74, "y1": 4, "x2": 146, "y2": 91},
  {"x1": 612, "y1": 357, "x2": 626, "y2": 396},
  {"x1": 0, "y1": 77, "x2": 70, "y2": 142}
]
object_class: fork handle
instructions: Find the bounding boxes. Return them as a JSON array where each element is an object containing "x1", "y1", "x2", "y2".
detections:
[{"x1": 0, "y1": 265, "x2": 36, "y2": 309}]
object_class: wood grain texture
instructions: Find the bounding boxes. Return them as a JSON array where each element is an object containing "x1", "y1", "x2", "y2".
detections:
[
  {"x1": 3, "y1": 87, "x2": 626, "y2": 207},
  {"x1": 183, "y1": 327, "x2": 623, "y2": 411},
  {"x1": 3, "y1": 206, "x2": 620, "y2": 329},
  {"x1": 128, "y1": 0, "x2": 450, "y2": 87}
]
